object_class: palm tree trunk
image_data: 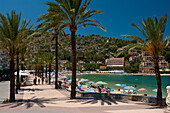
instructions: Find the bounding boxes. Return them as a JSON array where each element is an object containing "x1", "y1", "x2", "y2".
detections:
[
  {"x1": 10, "y1": 53, "x2": 15, "y2": 102},
  {"x1": 45, "y1": 64, "x2": 47, "y2": 78},
  {"x1": 55, "y1": 33, "x2": 58, "y2": 89},
  {"x1": 49, "y1": 64, "x2": 51, "y2": 85},
  {"x1": 154, "y1": 58, "x2": 162, "y2": 106},
  {"x1": 16, "y1": 51, "x2": 20, "y2": 94},
  {"x1": 21, "y1": 57, "x2": 24, "y2": 70},
  {"x1": 70, "y1": 30, "x2": 76, "y2": 99},
  {"x1": 35, "y1": 65, "x2": 38, "y2": 76}
]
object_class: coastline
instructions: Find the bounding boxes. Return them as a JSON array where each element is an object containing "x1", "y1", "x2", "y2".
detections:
[
  {"x1": 63, "y1": 72, "x2": 170, "y2": 76},
  {"x1": 79, "y1": 72, "x2": 170, "y2": 76}
]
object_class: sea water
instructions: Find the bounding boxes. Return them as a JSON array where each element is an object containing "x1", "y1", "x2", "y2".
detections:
[{"x1": 77, "y1": 74, "x2": 170, "y2": 97}]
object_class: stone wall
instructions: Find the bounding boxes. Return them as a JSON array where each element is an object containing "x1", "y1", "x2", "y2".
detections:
[{"x1": 80, "y1": 92, "x2": 166, "y2": 105}]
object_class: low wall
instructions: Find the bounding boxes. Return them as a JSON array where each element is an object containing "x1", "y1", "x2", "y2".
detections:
[{"x1": 80, "y1": 92, "x2": 166, "y2": 105}]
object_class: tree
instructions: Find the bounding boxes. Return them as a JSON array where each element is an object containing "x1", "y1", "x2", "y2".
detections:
[
  {"x1": 45, "y1": 0, "x2": 106, "y2": 99},
  {"x1": 119, "y1": 15, "x2": 170, "y2": 106},
  {"x1": 43, "y1": 52, "x2": 55, "y2": 85},
  {"x1": 15, "y1": 26, "x2": 37, "y2": 94},
  {"x1": 0, "y1": 11, "x2": 37, "y2": 102},
  {"x1": 36, "y1": 10, "x2": 65, "y2": 89}
]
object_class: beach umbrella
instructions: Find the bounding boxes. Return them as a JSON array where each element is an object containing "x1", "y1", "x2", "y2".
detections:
[
  {"x1": 61, "y1": 76, "x2": 67, "y2": 79},
  {"x1": 138, "y1": 88, "x2": 147, "y2": 91},
  {"x1": 79, "y1": 79, "x2": 89, "y2": 82},
  {"x1": 96, "y1": 81, "x2": 108, "y2": 85},
  {"x1": 120, "y1": 84, "x2": 127, "y2": 87},
  {"x1": 68, "y1": 80, "x2": 72, "y2": 82},
  {"x1": 124, "y1": 86, "x2": 135, "y2": 90},
  {"x1": 115, "y1": 84, "x2": 121, "y2": 86},
  {"x1": 152, "y1": 89, "x2": 157, "y2": 92}
]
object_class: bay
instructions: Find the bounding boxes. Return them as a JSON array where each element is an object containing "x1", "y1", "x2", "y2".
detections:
[{"x1": 77, "y1": 74, "x2": 170, "y2": 97}]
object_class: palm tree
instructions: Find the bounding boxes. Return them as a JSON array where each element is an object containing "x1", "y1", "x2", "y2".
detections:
[
  {"x1": 119, "y1": 15, "x2": 170, "y2": 106},
  {"x1": 36, "y1": 18, "x2": 63, "y2": 89},
  {"x1": 44, "y1": 0, "x2": 106, "y2": 99},
  {"x1": 0, "y1": 10, "x2": 34, "y2": 102},
  {"x1": 15, "y1": 28, "x2": 36, "y2": 94},
  {"x1": 43, "y1": 52, "x2": 55, "y2": 85}
]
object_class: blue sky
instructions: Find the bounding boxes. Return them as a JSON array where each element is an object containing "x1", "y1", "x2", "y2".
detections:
[{"x1": 0, "y1": 0, "x2": 170, "y2": 39}]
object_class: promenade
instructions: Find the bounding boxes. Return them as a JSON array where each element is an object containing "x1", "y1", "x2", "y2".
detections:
[{"x1": 0, "y1": 75, "x2": 167, "y2": 113}]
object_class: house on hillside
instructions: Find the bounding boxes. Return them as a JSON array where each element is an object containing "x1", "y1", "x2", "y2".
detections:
[
  {"x1": 128, "y1": 49, "x2": 139, "y2": 56},
  {"x1": 139, "y1": 51, "x2": 169, "y2": 73},
  {"x1": 106, "y1": 58, "x2": 124, "y2": 72}
]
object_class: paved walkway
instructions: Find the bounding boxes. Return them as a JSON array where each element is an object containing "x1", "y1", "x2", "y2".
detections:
[
  {"x1": 0, "y1": 81, "x2": 10, "y2": 104},
  {"x1": 0, "y1": 75, "x2": 167, "y2": 113}
]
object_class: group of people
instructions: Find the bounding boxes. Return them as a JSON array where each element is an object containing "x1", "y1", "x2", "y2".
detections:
[{"x1": 33, "y1": 76, "x2": 49, "y2": 85}]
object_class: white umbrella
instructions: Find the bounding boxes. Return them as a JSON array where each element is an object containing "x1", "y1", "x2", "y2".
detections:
[
  {"x1": 124, "y1": 86, "x2": 135, "y2": 90},
  {"x1": 115, "y1": 84, "x2": 121, "y2": 86},
  {"x1": 79, "y1": 79, "x2": 89, "y2": 82},
  {"x1": 20, "y1": 72, "x2": 30, "y2": 76},
  {"x1": 96, "y1": 81, "x2": 108, "y2": 85},
  {"x1": 152, "y1": 89, "x2": 157, "y2": 92},
  {"x1": 14, "y1": 71, "x2": 30, "y2": 76},
  {"x1": 68, "y1": 80, "x2": 72, "y2": 82}
]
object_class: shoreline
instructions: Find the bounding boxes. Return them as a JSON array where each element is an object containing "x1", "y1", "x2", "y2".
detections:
[{"x1": 63, "y1": 73, "x2": 170, "y2": 76}]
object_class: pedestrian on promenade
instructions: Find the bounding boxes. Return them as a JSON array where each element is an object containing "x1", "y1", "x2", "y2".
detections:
[
  {"x1": 45, "y1": 77, "x2": 48, "y2": 84},
  {"x1": 98, "y1": 86, "x2": 101, "y2": 93},
  {"x1": 33, "y1": 77, "x2": 37, "y2": 85},
  {"x1": 38, "y1": 78, "x2": 41, "y2": 84},
  {"x1": 106, "y1": 86, "x2": 111, "y2": 97},
  {"x1": 59, "y1": 81, "x2": 62, "y2": 89},
  {"x1": 42, "y1": 77, "x2": 44, "y2": 85}
]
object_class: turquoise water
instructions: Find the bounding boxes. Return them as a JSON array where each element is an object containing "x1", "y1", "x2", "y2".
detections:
[{"x1": 77, "y1": 74, "x2": 170, "y2": 97}]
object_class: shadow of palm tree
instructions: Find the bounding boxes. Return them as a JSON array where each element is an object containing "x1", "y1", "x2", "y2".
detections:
[
  {"x1": 0, "y1": 96, "x2": 65, "y2": 109},
  {"x1": 66, "y1": 95, "x2": 118, "y2": 106},
  {"x1": 20, "y1": 88, "x2": 44, "y2": 92}
]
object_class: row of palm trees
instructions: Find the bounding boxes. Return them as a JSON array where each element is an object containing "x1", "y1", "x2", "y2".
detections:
[
  {"x1": 0, "y1": 0, "x2": 105, "y2": 102},
  {"x1": 0, "y1": 0, "x2": 170, "y2": 106},
  {"x1": 36, "y1": 0, "x2": 106, "y2": 99},
  {"x1": 0, "y1": 11, "x2": 40, "y2": 101}
]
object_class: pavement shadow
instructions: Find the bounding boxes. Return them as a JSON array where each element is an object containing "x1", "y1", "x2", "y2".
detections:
[
  {"x1": 66, "y1": 95, "x2": 118, "y2": 106},
  {"x1": 20, "y1": 88, "x2": 44, "y2": 92},
  {"x1": 0, "y1": 97, "x2": 62, "y2": 109}
]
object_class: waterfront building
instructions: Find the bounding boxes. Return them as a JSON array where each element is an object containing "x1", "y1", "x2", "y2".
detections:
[
  {"x1": 125, "y1": 62, "x2": 130, "y2": 66},
  {"x1": 90, "y1": 61, "x2": 95, "y2": 64},
  {"x1": 128, "y1": 49, "x2": 139, "y2": 56},
  {"x1": 77, "y1": 61, "x2": 86, "y2": 66},
  {"x1": 139, "y1": 52, "x2": 169, "y2": 72},
  {"x1": 106, "y1": 58, "x2": 124, "y2": 72},
  {"x1": 96, "y1": 61, "x2": 103, "y2": 64},
  {"x1": 129, "y1": 56, "x2": 140, "y2": 62},
  {"x1": 100, "y1": 66, "x2": 106, "y2": 70},
  {"x1": 141, "y1": 51, "x2": 150, "y2": 57}
]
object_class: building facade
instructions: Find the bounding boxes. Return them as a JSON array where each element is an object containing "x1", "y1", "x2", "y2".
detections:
[
  {"x1": 106, "y1": 58, "x2": 124, "y2": 72},
  {"x1": 139, "y1": 51, "x2": 169, "y2": 73}
]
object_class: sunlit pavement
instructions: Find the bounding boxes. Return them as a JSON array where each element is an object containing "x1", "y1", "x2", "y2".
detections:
[
  {"x1": 0, "y1": 75, "x2": 166, "y2": 113},
  {"x1": 0, "y1": 81, "x2": 10, "y2": 104}
]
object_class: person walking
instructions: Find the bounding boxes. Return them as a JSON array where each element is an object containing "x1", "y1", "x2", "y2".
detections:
[
  {"x1": 42, "y1": 77, "x2": 44, "y2": 85},
  {"x1": 38, "y1": 78, "x2": 41, "y2": 84},
  {"x1": 106, "y1": 86, "x2": 111, "y2": 97},
  {"x1": 45, "y1": 77, "x2": 48, "y2": 84},
  {"x1": 33, "y1": 77, "x2": 37, "y2": 85}
]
